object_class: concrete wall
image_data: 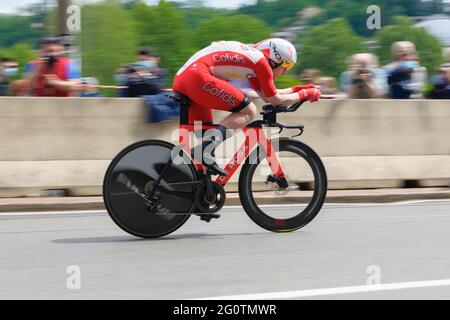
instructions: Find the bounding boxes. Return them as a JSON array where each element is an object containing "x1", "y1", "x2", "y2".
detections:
[{"x1": 0, "y1": 97, "x2": 449, "y2": 196}]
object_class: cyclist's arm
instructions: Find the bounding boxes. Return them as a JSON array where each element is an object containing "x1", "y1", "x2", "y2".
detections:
[
  {"x1": 277, "y1": 87, "x2": 294, "y2": 94},
  {"x1": 277, "y1": 84, "x2": 319, "y2": 95},
  {"x1": 266, "y1": 92, "x2": 303, "y2": 106},
  {"x1": 248, "y1": 77, "x2": 300, "y2": 106},
  {"x1": 251, "y1": 60, "x2": 301, "y2": 106}
]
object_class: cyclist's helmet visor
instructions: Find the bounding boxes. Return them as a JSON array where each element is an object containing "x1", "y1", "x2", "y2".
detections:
[
  {"x1": 281, "y1": 60, "x2": 295, "y2": 70},
  {"x1": 269, "y1": 59, "x2": 295, "y2": 71}
]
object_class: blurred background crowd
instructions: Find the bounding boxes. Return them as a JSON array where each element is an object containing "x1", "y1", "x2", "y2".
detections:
[{"x1": 1, "y1": 0, "x2": 450, "y2": 111}]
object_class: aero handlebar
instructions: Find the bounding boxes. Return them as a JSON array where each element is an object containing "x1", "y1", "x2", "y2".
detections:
[{"x1": 261, "y1": 99, "x2": 307, "y2": 115}]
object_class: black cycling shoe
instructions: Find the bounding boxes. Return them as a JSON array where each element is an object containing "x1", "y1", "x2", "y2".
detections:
[
  {"x1": 192, "y1": 145, "x2": 228, "y2": 177},
  {"x1": 203, "y1": 152, "x2": 228, "y2": 176}
]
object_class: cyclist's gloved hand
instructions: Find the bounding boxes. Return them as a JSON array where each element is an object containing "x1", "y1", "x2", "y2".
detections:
[
  {"x1": 291, "y1": 84, "x2": 316, "y2": 92},
  {"x1": 298, "y1": 87, "x2": 321, "y2": 102}
]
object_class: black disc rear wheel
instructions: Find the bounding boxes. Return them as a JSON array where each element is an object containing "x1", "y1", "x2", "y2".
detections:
[{"x1": 103, "y1": 140, "x2": 198, "y2": 238}]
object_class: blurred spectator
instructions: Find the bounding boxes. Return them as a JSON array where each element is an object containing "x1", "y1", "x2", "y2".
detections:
[
  {"x1": 340, "y1": 53, "x2": 387, "y2": 99},
  {"x1": 116, "y1": 47, "x2": 169, "y2": 98},
  {"x1": 142, "y1": 93, "x2": 180, "y2": 123},
  {"x1": 427, "y1": 49, "x2": 450, "y2": 99},
  {"x1": 79, "y1": 77, "x2": 103, "y2": 97},
  {"x1": 315, "y1": 76, "x2": 338, "y2": 95},
  {"x1": 383, "y1": 41, "x2": 428, "y2": 99},
  {"x1": 115, "y1": 47, "x2": 178, "y2": 122},
  {"x1": 15, "y1": 37, "x2": 83, "y2": 97},
  {"x1": 300, "y1": 68, "x2": 321, "y2": 84},
  {"x1": 0, "y1": 57, "x2": 18, "y2": 96},
  {"x1": 11, "y1": 79, "x2": 30, "y2": 96},
  {"x1": 428, "y1": 68, "x2": 450, "y2": 99}
]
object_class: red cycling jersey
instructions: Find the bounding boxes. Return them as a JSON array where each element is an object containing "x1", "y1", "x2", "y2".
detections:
[{"x1": 172, "y1": 41, "x2": 277, "y2": 124}]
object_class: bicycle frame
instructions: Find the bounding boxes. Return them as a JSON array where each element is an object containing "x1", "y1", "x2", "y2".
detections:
[{"x1": 178, "y1": 123, "x2": 285, "y2": 186}]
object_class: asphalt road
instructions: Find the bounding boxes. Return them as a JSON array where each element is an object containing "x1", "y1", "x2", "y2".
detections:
[{"x1": 0, "y1": 200, "x2": 449, "y2": 300}]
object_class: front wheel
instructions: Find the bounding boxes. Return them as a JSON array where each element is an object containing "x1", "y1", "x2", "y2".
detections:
[{"x1": 239, "y1": 139, "x2": 327, "y2": 233}]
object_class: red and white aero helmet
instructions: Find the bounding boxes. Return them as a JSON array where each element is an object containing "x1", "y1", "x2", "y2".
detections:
[{"x1": 255, "y1": 38, "x2": 297, "y2": 70}]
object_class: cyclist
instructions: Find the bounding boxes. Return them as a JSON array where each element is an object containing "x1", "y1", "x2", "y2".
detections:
[{"x1": 172, "y1": 38, "x2": 321, "y2": 176}]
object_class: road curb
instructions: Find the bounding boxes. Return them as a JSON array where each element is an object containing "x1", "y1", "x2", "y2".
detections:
[
  {"x1": 0, "y1": 188, "x2": 449, "y2": 212},
  {"x1": 244, "y1": 189, "x2": 450, "y2": 205}
]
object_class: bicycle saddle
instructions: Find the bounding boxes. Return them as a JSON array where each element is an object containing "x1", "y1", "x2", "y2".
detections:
[{"x1": 166, "y1": 92, "x2": 191, "y2": 106}]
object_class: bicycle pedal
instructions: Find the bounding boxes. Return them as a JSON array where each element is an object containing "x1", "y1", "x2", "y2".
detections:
[{"x1": 199, "y1": 213, "x2": 221, "y2": 222}]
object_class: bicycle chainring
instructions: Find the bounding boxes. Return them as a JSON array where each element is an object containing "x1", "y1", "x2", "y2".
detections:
[{"x1": 195, "y1": 181, "x2": 226, "y2": 214}]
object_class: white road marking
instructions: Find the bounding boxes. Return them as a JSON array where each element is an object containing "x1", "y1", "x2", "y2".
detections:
[{"x1": 196, "y1": 279, "x2": 450, "y2": 300}]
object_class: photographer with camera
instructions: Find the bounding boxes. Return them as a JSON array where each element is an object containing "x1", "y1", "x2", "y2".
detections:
[
  {"x1": 24, "y1": 37, "x2": 83, "y2": 97},
  {"x1": 383, "y1": 41, "x2": 428, "y2": 99},
  {"x1": 339, "y1": 53, "x2": 387, "y2": 99},
  {"x1": 115, "y1": 47, "x2": 168, "y2": 98},
  {"x1": 115, "y1": 47, "x2": 178, "y2": 122}
]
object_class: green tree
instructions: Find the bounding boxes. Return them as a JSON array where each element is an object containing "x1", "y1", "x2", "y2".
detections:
[
  {"x1": 81, "y1": 0, "x2": 138, "y2": 87},
  {"x1": 239, "y1": 0, "x2": 314, "y2": 28},
  {"x1": 308, "y1": 0, "x2": 379, "y2": 37},
  {"x1": 193, "y1": 15, "x2": 273, "y2": 49},
  {"x1": 274, "y1": 75, "x2": 300, "y2": 88},
  {"x1": 0, "y1": 14, "x2": 41, "y2": 48},
  {"x1": 239, "y1": 0, "x2": 447, "y2": 36},
  {"x1": 173, "y1": 0, "x2": 228, "y2": 23},
  {"x1": 130, "y1": 1, "x2": 195, "y2": 77},
  {"x1": 375, "y1": 16, "x2": 443, "y2": 73},
  {"x1": 299, "y1": 18, "x2": 364, "y2": 78},
  {"x1": 308, "y1": 0, "x2": 447, "y2": 37},
  {"x1": 181, "y1": 6, "x2": 232, "y2": 29}
]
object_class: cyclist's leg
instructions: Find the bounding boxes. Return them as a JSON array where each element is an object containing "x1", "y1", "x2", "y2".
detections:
[
  {"x1": 219, "y1": 101, "x2": 257, "y2": 129},
  {"x1": 173, "y1": 70, "x2": 253, "y2": 175},
  {"x1": 197, "y1": 76, "x2": 254, "y2": 173},
  {"x1": 188, "y1": 102, "x2": 213, "y2": 124},
  {"x1": 173, "y1": 70, "x2": 213, "y2": 124},
  {"x1": 173, "y1": 69, "x2": 255, "y2": 126}
]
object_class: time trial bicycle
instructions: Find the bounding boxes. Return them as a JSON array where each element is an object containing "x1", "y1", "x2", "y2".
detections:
[{"x1": 103, "y1": 93, "x2": 327, "y2": 238}]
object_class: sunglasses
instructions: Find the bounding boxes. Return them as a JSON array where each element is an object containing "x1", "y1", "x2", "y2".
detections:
[
  {"x1": 281, "y1": 60, "x2": 295, "y2": 71},
  {"x1": 269, "y1": 59, "x2": 294, "y2": 71}
]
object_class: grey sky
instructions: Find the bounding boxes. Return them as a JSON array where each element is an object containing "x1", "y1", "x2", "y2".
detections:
[{"x1": 0, "y1": 0, "x2": 257, "y2": 14}]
